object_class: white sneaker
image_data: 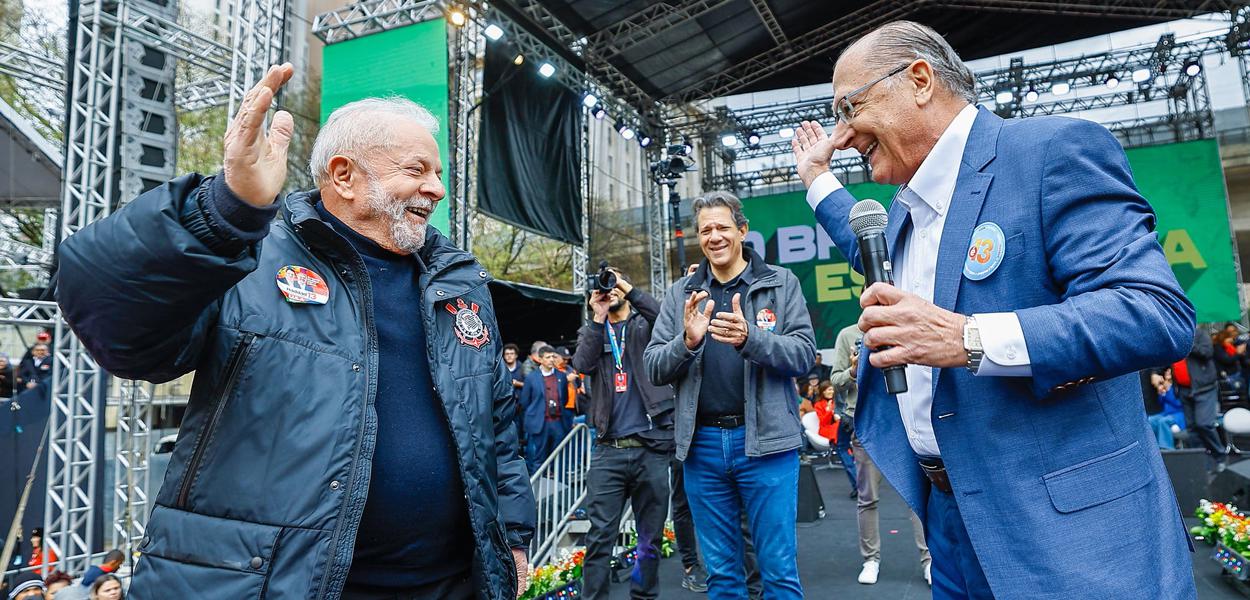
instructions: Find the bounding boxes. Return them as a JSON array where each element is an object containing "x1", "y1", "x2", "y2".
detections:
[
  {"x1": 858, "y1": 561, "x2": 880, "y2": 585},
  {"x1": 924, "y1": 562, "x2": 932, "y2": 586}
]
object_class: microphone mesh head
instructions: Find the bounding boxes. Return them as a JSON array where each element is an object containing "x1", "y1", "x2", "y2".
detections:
[{"x1": 849, "y1": 199, "x2": 888, "y2": 236}]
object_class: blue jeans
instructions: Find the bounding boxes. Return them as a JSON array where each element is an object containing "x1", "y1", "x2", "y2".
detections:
[
  {"x1": 925, "y1": 480, "x2": 993, "y2": 599},
  {"x1": 1147, "y1": 413, "x2": 1177, "y2": 449},
  {"x1": 834, "y1": 426, "x2": 857, "y2": 489},
  {"x1": 683, "y1": 426, "x2": 802, "y2": 600}
]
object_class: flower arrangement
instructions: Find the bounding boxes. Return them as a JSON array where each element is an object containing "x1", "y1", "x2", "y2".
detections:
[
  {"x1": 519, "y1": 549, "x2": 584, "y2": 600},
  {"x1": 1193, "y1": 499, "x2": 1250, "y2": 554},
  {"x1": 520, "y1": 523, "x2": 679, "y2": 599}
]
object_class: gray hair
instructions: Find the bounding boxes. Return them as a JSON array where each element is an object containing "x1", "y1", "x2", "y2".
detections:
[
  {"x1": 309, "y1": 96, "x2": 440, "y2": 185},
  {"x1": 844, "y1": 21, "x2": 976, "y2": 103},
  {"x1": 692, "y1": 191, "x2": 748, "y2": 229}
]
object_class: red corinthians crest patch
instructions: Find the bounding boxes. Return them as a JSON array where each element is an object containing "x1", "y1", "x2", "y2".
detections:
[{"x1": 445, "y1": 298, "x2": 491, "y2": 350}]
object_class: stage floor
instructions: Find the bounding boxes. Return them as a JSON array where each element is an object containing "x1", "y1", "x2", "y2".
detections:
[{"x1": 609, "y1": 459, "x2": 1244, "y2": 599}]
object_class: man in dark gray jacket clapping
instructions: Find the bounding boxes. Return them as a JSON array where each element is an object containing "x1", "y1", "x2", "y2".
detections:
[{"x1": 644, "y1": 191, "x2": 815, "y2": 600}]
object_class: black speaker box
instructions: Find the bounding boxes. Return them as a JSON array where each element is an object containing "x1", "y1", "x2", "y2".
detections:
[
  {"x1": 1163, "y1": 448, "x2": 1209, "y2": 510},
  {"x1": 798, "y1": 462, "x2": 825, "y2": 522}
]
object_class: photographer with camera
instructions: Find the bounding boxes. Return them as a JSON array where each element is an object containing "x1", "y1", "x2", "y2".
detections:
[{"x1": 572, "y1": 265, "x2": 675, "y2": 600}]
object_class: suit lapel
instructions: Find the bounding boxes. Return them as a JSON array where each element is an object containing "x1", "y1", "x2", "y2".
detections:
[
  {"x1": 930, "y1": 107, "x2": 1001, "y2": 397},
  {"x1": 884, "y1": 190, "x2": 910, "y2": 271}
]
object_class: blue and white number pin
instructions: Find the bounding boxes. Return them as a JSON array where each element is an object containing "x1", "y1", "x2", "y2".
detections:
[{"x1": 963, "y1": 222, "x2": 1006, "y2": 281}]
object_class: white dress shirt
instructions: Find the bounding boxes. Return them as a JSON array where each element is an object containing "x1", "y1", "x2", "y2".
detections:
[{"x1": 805, "y1": 104, "x2": 1030, "y2": 456}]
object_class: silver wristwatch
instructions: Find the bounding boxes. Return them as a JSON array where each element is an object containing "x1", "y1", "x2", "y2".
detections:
[{"x1": 963, "y1": 316, "x2": 984, "y2": 373}]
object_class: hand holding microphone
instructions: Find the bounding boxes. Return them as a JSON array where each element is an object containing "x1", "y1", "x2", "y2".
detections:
[{"x1": 849, "y1": 200, "x2": 974, "y2": 383}]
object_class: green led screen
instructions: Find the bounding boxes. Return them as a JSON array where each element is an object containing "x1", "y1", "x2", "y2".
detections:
[
  {"x1": 740, "y1": 138, "x2": 1240, "y2": 349},
  {"x1": 321, "y1": 19, "x2": 451, "y2": 233}
]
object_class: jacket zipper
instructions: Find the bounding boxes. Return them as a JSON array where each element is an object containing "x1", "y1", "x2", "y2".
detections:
[{"x1": 177, "y1": 331, "x2": 257, "y2": 508}]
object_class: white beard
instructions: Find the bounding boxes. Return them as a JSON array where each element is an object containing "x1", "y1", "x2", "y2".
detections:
[{"x1": 366, "y1": 177, "x2": 432, "y2": 254}]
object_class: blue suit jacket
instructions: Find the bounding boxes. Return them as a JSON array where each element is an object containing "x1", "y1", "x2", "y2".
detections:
[
  {"x1": 814, "y1": 107, "x2": 1197, "y2": 599},
  {"x1": 519, "y1": 368, "x2": 568, "y2": 434}
]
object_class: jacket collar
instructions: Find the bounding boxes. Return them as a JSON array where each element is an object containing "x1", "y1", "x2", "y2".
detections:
[
  {"x1": 283, "y1": 189, "x2": 476, "y2": 277},
  {"x1": 684, "y1": 245, "x2": 774, "y2": 293}
]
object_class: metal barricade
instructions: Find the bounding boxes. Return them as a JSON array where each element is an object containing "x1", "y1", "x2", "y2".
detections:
[{"x1": 528, "y1": 424, "x2": 593, "y2": 567}]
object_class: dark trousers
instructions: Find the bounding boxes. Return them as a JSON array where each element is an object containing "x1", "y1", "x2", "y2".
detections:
[
  {"x1": 583, "y1": 445, "x2": 671, "y2": 600},
  {"x1": 341, "y1": 574, "x2": 474, "y2": 599},
  {"x1": 924, "y1": 480, "x2": 993, "y2": 599},
  {"x1": 669, "y1": 457, "x2": 701, "y2": 571},
  {"x1": 525, "y1": 420, "x2": 566, "y2": 475},
  {"x1": 1181, "y1": 385, "x2": 1226, "y2": 463}
]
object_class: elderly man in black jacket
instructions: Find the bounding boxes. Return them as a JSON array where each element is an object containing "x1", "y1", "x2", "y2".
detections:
[
  {"x1": 572, "y1": 270, "x2": 675, "y2": 600},
  {"x1": 56, "y1": 64, "x2": 534, "y2": 600}
]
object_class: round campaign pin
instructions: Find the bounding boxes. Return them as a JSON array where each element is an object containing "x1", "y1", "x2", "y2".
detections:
[
  {"x1": 963, "y1": 222, "x2": 1006, "y2": 281},
  {"x1": 276, "y1": 265, "x2": 330, "y2": 304},
  {"x1": 755, "y1": 308, "x2": 778, "y2": 332}
]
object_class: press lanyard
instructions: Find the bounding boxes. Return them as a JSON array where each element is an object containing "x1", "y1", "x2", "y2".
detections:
[{"x1": 605, "y1": 319, "x2": 626, "y2": 372}]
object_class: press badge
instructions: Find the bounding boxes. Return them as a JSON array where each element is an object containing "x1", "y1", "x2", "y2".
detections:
[{"x1": 614, "y1": 372, "x2": 629, "y2": 393}]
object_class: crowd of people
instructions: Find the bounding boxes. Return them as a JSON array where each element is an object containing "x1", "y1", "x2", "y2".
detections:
[
  {"x1": 6, "y1": 544, "x2": 125, "y2": 600},
  {"x1": 1139, "y1": 322, "x2": 1250, "y2": 471}
]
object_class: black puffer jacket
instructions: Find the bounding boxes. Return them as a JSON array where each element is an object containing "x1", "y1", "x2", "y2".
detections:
[{"x1": 57, "y1": 174, "x2": 535, "y2": 599}]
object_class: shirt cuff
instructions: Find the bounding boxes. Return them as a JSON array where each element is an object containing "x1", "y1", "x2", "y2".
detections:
[
  {"x1": 805, "y1": 171, "x2": 844, "y2": 211},
  {"x1": 973, "y1": 312, "x2": 1032, "y2": 377}
]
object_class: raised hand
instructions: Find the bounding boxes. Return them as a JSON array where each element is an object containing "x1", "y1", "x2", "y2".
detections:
[
  {"x1": 589, "y1": 291, "x2": 612, "y2": 324},
  {"x1": 683, "y1": 291, "x2": 715, "y2": 350},
  {"x1": 223, "y1": 63, "x2": 296, "y2": 207},
  {"x1": 710, "y1": 293, "x2": 749, "y2": 347},
  {"x1": 791, "y1": 120, "x2": 838, "y2": 188}
]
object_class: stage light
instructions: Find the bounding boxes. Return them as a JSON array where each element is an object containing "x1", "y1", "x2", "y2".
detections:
[
  {"x1": 639, "y1": 133, "x2": 652, "y2": 148},
  {"x1": 779, "y1": 127, "x2": 794, "y2": 139},
  {"x1": 721, "y1": 133, "x2": 738, "y2": 147},
  {"x1": 1024, "y1": 87, "x2": 1039, "y2": 102},
  {"x1": 616, "y1": 120, "x2": 635, "y2": 140},
  {"x1": 1131, "y1": 67, "x2": 1151, "y2": 83},
  {"x1": 746, "y1": 131, "x2": 761, "y2": 146},
  {"x1": 994, "y1": 90, "x2": 1013, "y2": 104},
  {"x1": 590, "y1": 105, "x2": 606, "y2": 120},
  {"x1": 1050, "y1": 81, "x2": 1070, "y2": 96},
  {"x1": 582, "y1": 93, "x2": 598, "y2": 108},
  {"x1": 538, "y1": 62, "x2": 556, "y2": 78},
  {"x1": 449, "y1": 9, "x2": 466, "y2": 26},
  {"x1": 484, "y1": 24, "x2": 504, "y2": 41},
  {"x1": 1104, "y1": 73, "x2": 1119, "y2": 89},
  {"x1": 513, "y1": 54, "x2": 524, "y2": 65},
  {"x1": 1184, "y1": 58, "x2": 1202, "y2": 77}
]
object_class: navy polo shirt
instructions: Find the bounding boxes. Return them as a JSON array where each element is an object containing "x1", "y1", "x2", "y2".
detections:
[{"x1": 696, "y1": 260, "x2": 755, "y2": 419}]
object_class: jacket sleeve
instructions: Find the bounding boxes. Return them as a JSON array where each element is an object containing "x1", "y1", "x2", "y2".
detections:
[
  {"x1": 830, "y1": 328, "x2": 855, "y2": 394},
  {"x1": 56, "y1": 174, "x2": 272, "y2": 383},
  {"x1": 644, "y1": 281, "x2": 701, "y2": 386},
  {"x1": 812, "y1": 185, "x2": 865, "y2": 273},
  {"x1": 738, "y1": 271, "x2": 817, "y2": 378},
  {"x1": 572, "y1": 321, "x2": 604, "y2": 375},
  {"x1": 626, "y1": 288, "x2": 662, "y2": 325},
  {"x1": 492, "y1": 355, "x2": 536, "y2": 549},
  {"x1": 1014, "y1": 120, "x2": 1196, "y2": 397}
]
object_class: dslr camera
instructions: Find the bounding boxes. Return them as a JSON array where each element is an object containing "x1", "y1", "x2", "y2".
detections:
[{"x1": 588, "y1": 260, "x2": 617, "y2": 295}]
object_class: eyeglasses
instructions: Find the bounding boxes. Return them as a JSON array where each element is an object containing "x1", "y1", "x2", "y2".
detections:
[{"x1": 833, "y1": 63, "x2": 911, "y2": 125}]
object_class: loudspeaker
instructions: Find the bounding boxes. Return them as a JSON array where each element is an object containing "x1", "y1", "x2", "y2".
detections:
[
  {"x1": 1162, "y1": 448, "x2": 1209, "y2": 510},
  {"x1": 797, "y1": 462, "x2": 825, "y2": 522},
  {"x1": 1210, "y1": 459, "x2": 1250, "y2": 507}
]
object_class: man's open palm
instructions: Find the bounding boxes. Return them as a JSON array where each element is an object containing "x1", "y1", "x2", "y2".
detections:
[{"x1": 223, "y1": 63, "x2": 296, "y2": 207}]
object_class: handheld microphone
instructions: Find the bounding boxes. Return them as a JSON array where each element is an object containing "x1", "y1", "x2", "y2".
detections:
[{"x1": 849, "y1": 200, "x2": 907, "y2": 395}]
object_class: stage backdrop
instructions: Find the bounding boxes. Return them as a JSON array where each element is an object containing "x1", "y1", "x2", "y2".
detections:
[
  {"x1": 320, "y1": 19, "x2": 451, "y2": 234},
  {"x1": 741, "y1": 138, "x2": 1240, "y2": 349}
]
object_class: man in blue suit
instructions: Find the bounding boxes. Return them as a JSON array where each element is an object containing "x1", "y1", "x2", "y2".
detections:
[
  {"x1": 520, "y1": 345, "x2": 570, "y2": 474},
  {"x1": 790, "y1": 21, "x2": 1196, "y2": 599}
]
